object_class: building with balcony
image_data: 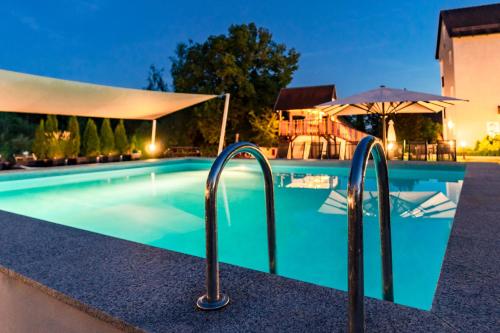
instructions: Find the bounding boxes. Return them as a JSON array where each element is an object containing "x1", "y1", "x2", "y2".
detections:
[
  {"x1": 274, "y1": 85, "x2": 368, "y2": 159},
  {"x1": 436, "y1": 3, "x2": 500, "y2": 147}
]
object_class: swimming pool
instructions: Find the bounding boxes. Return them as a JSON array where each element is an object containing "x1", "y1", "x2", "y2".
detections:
[{"x1": 0, "y1": 159, "x2": 465, "y2": 310}]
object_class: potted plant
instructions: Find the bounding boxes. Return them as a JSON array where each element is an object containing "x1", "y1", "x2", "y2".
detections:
[
  {"x1": 129, "y1": 134, "x2": 141, "y2": 160},
  {"x1": 99, "y1": 118, "x2": 115, "y2": 163},
  {"x1": 46, "y1": 131, "x2": 68, "y2": 166},
  {"x1": 65, "y1": 116, "x2": 80, "y2": 165},
  {"x1": 32, "y1": 119, "x2": 50, "y2": 167},
  {"x1": 114, "y1": 119, "x2": 130, "y2": 161},
  {"x1": 43, "y1": 115, "x2": 58, "y2": 166},
  {"x1": 82, "y1": 119, "x2": 100, "y2": 163}
]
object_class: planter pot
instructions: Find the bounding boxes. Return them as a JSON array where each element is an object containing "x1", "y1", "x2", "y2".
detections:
[
  {"x1": 66, "y1": 158, "x2": 78, "y2": 165},
  {"x1": 52, "y1": 158, "x2": 66, "y2": 166},
  {"x1": 0, "y1": 162, "x2": 14, "y2": 170},
  {"x1": 108, "y1": 155, "x2": 120, "y2": 162},
  {"x1": 121, "y1": 154, "x2": 132, "y2": 161},
  {"x1": 86, "y1": 156, "x2": 99, "y2": 164},
  {"x1": 131, "y1": 152, "x2": 142, "y2": 160},
  {"x1": 77, "y1": 157, "x2": 89, "y2": 164}
]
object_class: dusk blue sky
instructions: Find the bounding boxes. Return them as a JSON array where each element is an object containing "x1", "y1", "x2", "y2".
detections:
[{"x1": 0, "y1": 0, "x2": 493, "y2": 96}]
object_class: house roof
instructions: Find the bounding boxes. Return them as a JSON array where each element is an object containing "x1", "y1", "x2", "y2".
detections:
[
  {"x1": 273, "y1": 84, "x2": 337, "y2": 111},
  {"x1": 435, "y1": 3, "x2": 500, "y2": 59}
]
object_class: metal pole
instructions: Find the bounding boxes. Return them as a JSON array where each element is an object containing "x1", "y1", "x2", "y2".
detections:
[
  {"x1": 151, "y1": 119, "x2": 157, "y2": 146},
  {"x1": 347, "y1": 135, "x2": 393, "y2": 333},
  {"x1": 197, "y1": 141, "x2": 277, "y2": 311},
  {"x1": 217, "y1": 93, "x2": 231, "y2": 155}
]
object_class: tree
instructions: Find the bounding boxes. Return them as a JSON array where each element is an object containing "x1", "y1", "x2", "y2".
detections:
[
  {"x1": 45, "y1": 115, "x2": 58, "y2": 133},
  {"x1": 114, "y1": 119, "x2": 129, "y2": 155},
  {"x1": 248, "y1": 109, "x2": 278, "y2": 146},
  {"x1": 66, "y1": 116, "x2": 80, "y2": 158},
  {"x1": 100, "y1": 118, "x2": 115, "y2": 155},
  {"x1": 32, "y1": 119, "x2": 47, "y2": 159},
  {"x1": 83, "y1": 119, "x2": 100, "y2": 157},
  {"x1": 393, "y1": 114, "x2": 442, "y2": 142},
  {"x1": 169, "y1": 23, "x2": 299, "y2": 147},
  {"x1": 145, "y1": 65, "x2": 168, "y2": 92},
  {"x1": 44, "y1": 115, "x2": 62, "y2": 159},
  {"x1": 130, "y1": 134, "x2": 139, "y2": 153},
  {"x1": 474, "y1": 135, "x2": 500, "y2": 156},
  {"x1": 0, "y1": 113, "x2": 35, "y2": 158}
]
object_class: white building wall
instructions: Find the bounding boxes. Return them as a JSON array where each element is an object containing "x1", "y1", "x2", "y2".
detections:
[{"x1": 439, "y1": 29, "x2": 500, "y2": 147}]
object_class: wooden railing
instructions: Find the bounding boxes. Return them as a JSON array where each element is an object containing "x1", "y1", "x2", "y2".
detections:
[{"x1": 279, "y1": 118, "x2": 368, "y2": 142}]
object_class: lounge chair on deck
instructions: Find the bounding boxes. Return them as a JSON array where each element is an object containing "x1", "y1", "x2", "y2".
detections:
[{"x1": 13, "y1": 153, "x2": 37, "y2": 166}]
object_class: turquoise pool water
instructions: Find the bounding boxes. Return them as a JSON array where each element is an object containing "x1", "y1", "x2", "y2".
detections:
[{"x1": 0, "y1": 160, "x2": 465, "y2": 310}]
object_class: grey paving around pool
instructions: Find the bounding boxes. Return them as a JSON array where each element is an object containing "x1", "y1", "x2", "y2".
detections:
[{"x1": 0, "y1": 162, "x2": 498, "y2": 332}]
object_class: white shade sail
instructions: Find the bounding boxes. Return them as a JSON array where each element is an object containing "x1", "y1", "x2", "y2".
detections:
[{"x1": 0, "y1": 69, "x2": 218, "y2": 120}]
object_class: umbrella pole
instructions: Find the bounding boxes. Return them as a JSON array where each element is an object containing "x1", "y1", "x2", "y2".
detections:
[{"x1": 381, "y1": 115, "x2": 387, "y2": 154}]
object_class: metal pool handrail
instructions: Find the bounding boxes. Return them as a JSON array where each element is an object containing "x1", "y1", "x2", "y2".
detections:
[
  {"x1": 196, "y1": 142, "x2": 277, "y2": 311},
  {"x1": 347, "y1": 136, "x2": 394, "y2": 333}
]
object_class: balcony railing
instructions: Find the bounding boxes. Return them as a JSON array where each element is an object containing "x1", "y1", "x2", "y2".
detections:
[{"x1": 279, "y1": 118, "x2": 367, "y2": 143}]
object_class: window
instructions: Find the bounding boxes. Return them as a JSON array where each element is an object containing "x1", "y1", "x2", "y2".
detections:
[{"x1": 441, "y1": 76, "x2": 445, "y2": 87}]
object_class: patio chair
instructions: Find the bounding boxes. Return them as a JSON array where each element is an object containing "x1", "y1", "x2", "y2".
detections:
[
  {"x1": 308, "y1": 142, "x2": 324, "y2": 159},
  {"x1": 407, "y1": 141, "x2": 428, "y2": 161},
  {"x1": 437, "y1": 140, "x2": 457, "y2": 161},
  {"x1": 426, "y1": 143, "x2": 438, "y2": 161},
  {"x1": 291, "y1": 142, "x2": 306, "y2": 159},
  {"x1": 276, "y1": 141, "x2": 290, "y2": 159},
  {"x1": 164, "y1": 146, "x2": 201, "y2": 157}
]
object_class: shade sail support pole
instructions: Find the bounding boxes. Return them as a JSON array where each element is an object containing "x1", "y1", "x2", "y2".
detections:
[
  {"x1": 217, "y1": 93, "x2": 230, "y2": 155},
  {"x1": 151, "y1": 119, "x2": 157, "y2": 146}
]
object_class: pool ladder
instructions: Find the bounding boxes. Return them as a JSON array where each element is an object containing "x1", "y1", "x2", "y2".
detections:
[
  {"x1": 197, "y1": 136, "x2": 393, "y2": 333},
  {"x1": 347, "y1": 135, "x2": 394, "y2": 332},
  {"x1": 196, "y1": 142, "x2": 277, "y2": 310}
]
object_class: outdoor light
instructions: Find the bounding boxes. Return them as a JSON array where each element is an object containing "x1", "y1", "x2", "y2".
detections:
[
  {"x1": 148, "y1": 143, "x2": 157, "y2": 153},
  {"x1": 460, "y1": 140, "x2": 467, "y2": 148},
  {"x1": 447, "y1": 120, "x2": 454, "y2": 129},
  {"x1": 387, "y1": 142, "x2": 394, "y2": 150}
]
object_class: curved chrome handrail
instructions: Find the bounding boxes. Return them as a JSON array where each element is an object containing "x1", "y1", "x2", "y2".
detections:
[
  {"x1": 196, "y1": 142, "x2": 277, "y2": 311},
  {"x1": 347, "y1": 136, "x2": 394, "y2": 333}
]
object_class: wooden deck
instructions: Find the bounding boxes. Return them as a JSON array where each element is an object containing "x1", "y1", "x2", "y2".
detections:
[{"x1": 278, "y1": 118, "x2": 367, "y2": 142}]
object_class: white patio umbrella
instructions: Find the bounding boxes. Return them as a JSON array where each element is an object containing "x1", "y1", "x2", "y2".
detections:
[
  {"x1": 387, "y1": 119, "x2": 396, "y2": 142},
  {"x1": 317, "y1": 86, "x2": 466, "y2": 149}
]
